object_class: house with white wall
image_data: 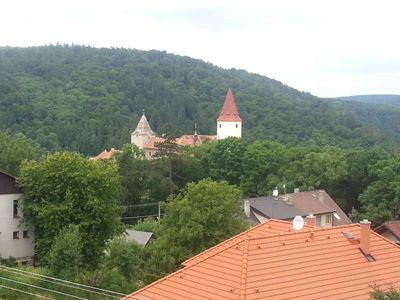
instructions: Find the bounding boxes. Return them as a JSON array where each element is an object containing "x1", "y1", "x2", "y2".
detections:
[{"x1": 0, "y1": 171, "x2": 34, "y2": 264}]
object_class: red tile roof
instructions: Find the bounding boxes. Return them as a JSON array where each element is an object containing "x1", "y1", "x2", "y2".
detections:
[
  {"x1": 123, "y1": 220, "x2": 400, "y2": 300},
  {"x1": 217, "y1": 89, "x2": 241, "y2": 122},
  {"x1": 90, "y1": 148, "x2": 120, "y2": 160},
  {"x1": 375, "y1": 221, "x2": 400, "y2": 241},
  {"x1": 183, "y1": 219, "x2": 313, "y2": 267},
  {"x1": 144, "y1": 135, "x2": 217, "y2": 149}
]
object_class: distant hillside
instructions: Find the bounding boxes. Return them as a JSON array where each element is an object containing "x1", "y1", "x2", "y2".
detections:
[
  {"x1": 1, "y1": 45, "x2": 400, "y2": 154},
  {"x1": 338, "y1": 95, "x2": 400, "y2": 107}
]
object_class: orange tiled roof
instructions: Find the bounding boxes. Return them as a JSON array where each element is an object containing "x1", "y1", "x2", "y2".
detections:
[
  {"x1": 183, "y1": 219, "x2": 313, "y2": 267},
  {"x1": 90, "y1": 148, "x2": 120, "y2": 160},
  {"x1": 123, "y1": 220, "x2": 400, "y2": 300},
  {"x1": 144, "y1": 135, "x2": 217, "y2": 150},
  {"x1": 143, "y1": 136, "x2": 166, "y2": 150},
  {"x1": 217, "y1": 89, "x2": 241, "y2": 122}
]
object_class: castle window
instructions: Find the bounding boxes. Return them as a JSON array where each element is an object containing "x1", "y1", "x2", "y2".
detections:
[
  {"x1": 235, "y1": 124, "x2": 238, "y2": 128},
  {"x1": 13, "y1": 231, "x2": 19, "y2": 239}
]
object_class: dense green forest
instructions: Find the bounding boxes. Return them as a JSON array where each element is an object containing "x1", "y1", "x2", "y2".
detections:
[
  {"x1": 1, "y1": 45, "x2": 400, "y2": 155},
  {"x1": 338, "y1": 94, "x2": 400, "y2": 107}
]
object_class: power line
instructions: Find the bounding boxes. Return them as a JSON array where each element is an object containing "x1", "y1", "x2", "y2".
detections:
[
  {"x1": 0, "y1": 265, "x2": 122, "y2": 298},
  {"x1": 0, "y1": 282, "x2": 55, "y2": 300},
  {"x1": 0, "y1": 275, "x2": 87, "y2": 299}
]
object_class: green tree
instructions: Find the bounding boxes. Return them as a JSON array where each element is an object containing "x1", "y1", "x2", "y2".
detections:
[
  {"x1": 241, "y1": 140, "x2": 287, "y2": 196},
  {"x1": 203, "y1": 138, "x2": 247, "y2": 186},
  {"x1": 0, "y1": 130, "x2": 44, "y2": 175},
  {"x1": 359, "y1": 158, "x2": 400, "y2": 226},
  {"x1": 372, "y1": 286, "x2": 400, "y2": 300},
  {"x1": 18, "y1": 151, "x2": 124, "y2": 267},
  {"x1": 145, "y1": 179, "x2": 247, "y2": 277},
  {"x1": 104, "y1": 237, "x2": 144, "y2": 282},
  {"x1": 48, "y1": 224, "x2": 83, "y2": 280}
]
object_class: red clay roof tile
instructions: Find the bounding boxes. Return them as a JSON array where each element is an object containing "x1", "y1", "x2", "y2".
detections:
[
  {"x1": 123, "y1": 220, "x2": 400, "y2": 300},
  {"x1": 217, "y1": 89, "x2": 241, "y2": 122}
]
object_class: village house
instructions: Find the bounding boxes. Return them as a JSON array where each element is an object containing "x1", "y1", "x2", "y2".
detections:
[
  {"x1": 375, "y1": 221, "x2": 400, "y2": 245},
  {"x1": 124, "y1": 218, "x2": 400, "y2": 299},
  {"x1": 244, "y1": 189, "x2": 352, "y2": 227},
  {"x1": 0, "y1": 171, "x2": 34, "y2": 265}
]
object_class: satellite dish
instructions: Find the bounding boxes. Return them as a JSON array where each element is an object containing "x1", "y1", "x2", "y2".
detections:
[{"x1": 293, "y1": 215, "x2": 304, "y2": 231}]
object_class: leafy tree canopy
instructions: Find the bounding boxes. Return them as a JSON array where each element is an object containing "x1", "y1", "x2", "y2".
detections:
[{"x1": 18, "y1": 151, "x2": 124, "y2": 267}]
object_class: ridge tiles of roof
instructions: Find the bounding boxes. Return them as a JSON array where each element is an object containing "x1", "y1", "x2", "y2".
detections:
[
  {"x1": 217, "y1": 89, "x2": 241, "y2": 122},
  {"x1": 123, "y1": 220, "x2": 400, "y2": 300}
]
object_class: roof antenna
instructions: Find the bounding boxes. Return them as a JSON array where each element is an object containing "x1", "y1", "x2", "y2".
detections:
[{"x1": 142, "y1": 108, "x2": 145, "y2": 115}]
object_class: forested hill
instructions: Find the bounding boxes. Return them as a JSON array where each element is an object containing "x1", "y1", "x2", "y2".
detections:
[
  {"x1": 338, "y1": 95, "x2": 400, "y2": 107},
  {"x1": 1, "y1": 45, "x2": 399, "y2": 155}
]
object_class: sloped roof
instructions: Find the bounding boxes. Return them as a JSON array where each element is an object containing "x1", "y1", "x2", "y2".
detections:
[
  {"x1": 90, "y1": 148, "x2": 120, "y2": 160},
  {"x1": 132, "y1": 113, "x2": 155, "y2": 137},
  {"x1": 217, "y1": 89, "x2": 241, "y2": 122},
  {"x1": 176, "y1": 134, "x2": 217, "y2": 146},
  {"x1": 287, "y1": 190, "x2": 352, "y2": 226},
  {"x1": 247, "y1": 196, "x2": 307, "y2": 220},
  {"x1": 125, "y1": 230, "x2": 154, "y2": 246},
  {"x1": 375, "y1": 221, "x2": 400, "y2": 241},
  {"x1": 182, "y1": 219, "x2": 313, "y2": 267},
  {"x1": 143, "y1": 136, "x2": 166, "y2": 150},
  {"x1": 123, "y1": 221, "x2": 400, "y2": 300}
]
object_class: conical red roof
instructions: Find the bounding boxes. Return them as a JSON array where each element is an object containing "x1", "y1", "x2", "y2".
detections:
[{"x1": 217, "y1": 89, "x2": 241, "y2": 122}]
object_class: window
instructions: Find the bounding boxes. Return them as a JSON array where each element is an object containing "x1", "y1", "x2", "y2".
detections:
[
  {"x1": 326, "y1": 214, "x2": 332, "y2": 225},
  {"x1": 235, "y1": 124, "x2": 238, "y2": 128},
  {"x1": 316, "y1": 215, "x2": 322, "y2": 227},
  {"x1": 219, "y1": 124, "x2": 221, "y2": 128},
  {"x1": 13, "y1": 231, "x2": 19, "y2": 239},
  {"x1": 23, "y1": 230, "x2": 30, "y2": 239},
  {"x1": 13, "y1": 200, "x2": 19, "y2": 218}
]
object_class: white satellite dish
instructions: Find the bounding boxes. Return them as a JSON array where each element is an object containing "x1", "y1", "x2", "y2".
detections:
[{"x1": 293, "y1": 215, "x2": 304, "y2": 231}]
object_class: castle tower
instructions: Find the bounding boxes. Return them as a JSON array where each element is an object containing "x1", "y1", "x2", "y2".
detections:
[
  {"x1": 217, "y1": 89, "x2": 242, "y2": 139},
  {"x1": 131, "y1": 110, "x2": 155, "y2": 149}
]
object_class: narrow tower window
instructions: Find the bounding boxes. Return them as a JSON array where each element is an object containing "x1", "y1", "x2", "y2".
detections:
[{"x1": 235, "y1": 124, "x2": 238, "y2": 128}]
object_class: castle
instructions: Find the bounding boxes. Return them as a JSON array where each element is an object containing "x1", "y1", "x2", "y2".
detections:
[
  {"x1": 92, "y1": 89, "x2": 241, "y2": 160},
  {"x1": 131, "y1": 89, "x2": 241, "y2": 159}
]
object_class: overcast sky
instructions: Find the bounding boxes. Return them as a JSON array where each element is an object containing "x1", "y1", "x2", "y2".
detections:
[{"x1": 1, "y1": 0, "x2": 399, "y2": 97}]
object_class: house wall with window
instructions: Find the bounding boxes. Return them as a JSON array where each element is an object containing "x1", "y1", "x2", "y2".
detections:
[{"x1": 0, "y1": 172, "x2": 34, "y2": 264}]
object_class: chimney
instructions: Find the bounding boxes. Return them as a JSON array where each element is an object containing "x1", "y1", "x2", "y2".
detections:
[
  {"x1": 244, "y1": 200, "x2": 250, "y2": 218},
  {"x1": 294, "y1": 188, "x2": 300, "y2": 193},
  {"x1": 360, "y1": 219, "x2": 371, "y2": 255},
  {"x1": 287, "y1": 195, "x2": 293, "y2": 205},
  {"x1": 318, "y1": 190, "x2": 324, "y2": 203},
  {"x1": 306, "y1": 212, "x2": 316, "y2": 227}
]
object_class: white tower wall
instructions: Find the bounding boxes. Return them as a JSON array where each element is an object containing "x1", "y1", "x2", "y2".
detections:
[{"x1": 217, "y1": 121, "x2": 242, "y2": 139}]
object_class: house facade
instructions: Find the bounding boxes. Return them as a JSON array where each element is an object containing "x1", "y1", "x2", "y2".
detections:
[{"x1": 0, "y1": 171, "x2": 34, "y2": 264}]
